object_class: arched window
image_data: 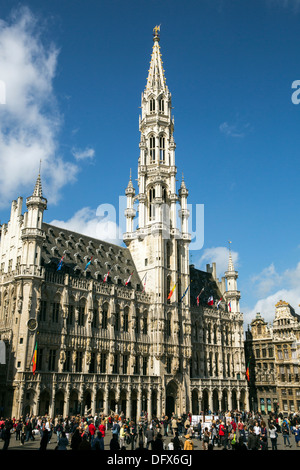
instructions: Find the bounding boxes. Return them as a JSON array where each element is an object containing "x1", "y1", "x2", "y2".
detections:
[
  {"x1": 150, "y1": 98, "x2": 155, "y2": 113},
  {"x1": 143, "y1": 311, "x2": 148, "y2": 335},
  {"x1": 159, "y1": 136, "x2": 165, "y2": 161},
  {"x1": 115, "y1": 305, "x2": 120, "y2": 332},
  {"x1": 135, "y1": 308, "x2": 140, "y2": 334},
  {"x1": 123, "y1": 306, "x2": 129, "y2": 332},
  {"x1": 149, "y1": 186, "x2": 156, "y2": 220},
  {"x1": 166, "y1": 241, "x2": 171, "y2": 269},
  {"x1": 102, "y1": 303, "x2": 108, "y2": 329},
  {"x1": 149, "y1": 136, "x2": 156, "y2": 162},
  {"x1": 159, "y1": 98, "x2": 164, "y2": 113}
]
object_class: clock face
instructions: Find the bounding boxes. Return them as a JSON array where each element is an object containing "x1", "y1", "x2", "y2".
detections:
[{"x1": 27, "y1": 318, "x2": 38, "y2": 331}]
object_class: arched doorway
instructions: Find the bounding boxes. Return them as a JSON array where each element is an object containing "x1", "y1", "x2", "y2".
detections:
[
  {"x1": 120, "y1": 390, "x2": 127, "y2": 415},
  {"x1": 166, "y1": 381, "x2": 178, "y2": 417},
  {"x1": 69, "y1": 390, "x2": 80, "y2": 415},
  {"x1": 221, "y1": 389, "x2": 228, "y2": 412},
  {"x1": 131, "y1": 390, "x2": 138, "y2": 422},
  {"x1": 202, "y1": 389, "x2": 209, "y2": 414},
  {"x1": 39, "y1": 390, "x2": 50, "y2": 416},
  {"x1": 109, "y1": 390, "x2": 116, "y2": 414},
  {"x1": 151, "y1": 390, "x2": 157, "y2": 418},
  {"x1": 23, "y1": 389, "x2": 36, "y2": 417},
  {"x1": 192, "y1": 389, "x2": 199, "y2": 415},
  {"x1": 232, "y1": 389, "x2": 237, "y2": 410},
  {"x1": 54, "y1": 390, "x2": 64, "y2": 416},
  {"x1": 96, "y1": 389, "x2": 104, "y2": 413},
  {"x1": 213, "y1": 389, "x2": 219, "y2": 413}
]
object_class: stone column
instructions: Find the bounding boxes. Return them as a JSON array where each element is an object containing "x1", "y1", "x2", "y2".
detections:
[
  {"x1": 64, "y1": 385, "x2": 70, "y2": 417},
  {"x1": 147, "y1": 389, "x2": 152, "y2": 419}
]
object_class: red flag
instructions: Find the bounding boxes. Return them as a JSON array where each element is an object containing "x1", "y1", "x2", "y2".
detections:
[{"x1": 125, "y1": 272, "x2": 133, "y2": 286}]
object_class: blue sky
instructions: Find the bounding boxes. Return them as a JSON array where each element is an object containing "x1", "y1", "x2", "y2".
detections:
[{"x1": 1, "y1": 0, "x2": 300, "y2": 327}]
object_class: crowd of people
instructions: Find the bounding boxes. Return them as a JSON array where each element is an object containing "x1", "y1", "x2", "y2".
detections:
[{"x1": 0, "y1": 409, "x2": 300, "y2": 451}]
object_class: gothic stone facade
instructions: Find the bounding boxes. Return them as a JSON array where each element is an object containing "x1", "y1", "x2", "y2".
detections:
[{"x1": 0, "y1": 28, "x2": 248, "y2": 419}]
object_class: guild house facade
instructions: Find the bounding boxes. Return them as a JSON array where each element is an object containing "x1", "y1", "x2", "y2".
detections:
[
  {"x1": 245, "y1": 301, "x2": 300, "y2": 414},
  {"x1": 0, "y1": 27, "x2": 248, "y2": 419}
]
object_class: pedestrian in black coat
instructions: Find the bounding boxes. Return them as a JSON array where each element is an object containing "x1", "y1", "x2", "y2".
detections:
[{"x1": 152, "y1": 433, "x2": 164, "y2": 452}]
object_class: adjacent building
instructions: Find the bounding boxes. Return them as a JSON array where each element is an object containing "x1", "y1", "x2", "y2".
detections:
[{"x1": 245, "y1": 300, "x2": 300, "y2": 414}]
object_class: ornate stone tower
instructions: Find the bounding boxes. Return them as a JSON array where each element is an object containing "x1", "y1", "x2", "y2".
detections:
[
  {"x1": 124, "y1": 26, "x2": 192, "y2": 414},
  {"x1": 224, "y1": 247, "x2": 241, "y2": 314}
]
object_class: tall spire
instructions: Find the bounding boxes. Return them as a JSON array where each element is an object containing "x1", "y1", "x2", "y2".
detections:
[
  {"x1": 145, "y1": 25, "x2": 167, "y2": 93},
  {"x1": 228, "y1": 240, "x2": 235, "y2": 272},
  {"x1": 32, "y1": 160, "x2": 43, "y2": 198},
  {"x1": 32, "y1": 173, "x2": 43, "y2": 198}
]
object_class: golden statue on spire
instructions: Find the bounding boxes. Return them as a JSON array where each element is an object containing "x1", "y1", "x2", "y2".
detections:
[{"x1": 153, "y1": 25, "x2": 161, "y2": 38}]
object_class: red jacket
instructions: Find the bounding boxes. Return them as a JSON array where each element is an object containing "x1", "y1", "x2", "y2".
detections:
[
  {"x1": 98, "y1": 424, "x2": 105, "y2": 437},
  {"x1": 89, "y1": 423, "x2": 96, "y2": 436}
]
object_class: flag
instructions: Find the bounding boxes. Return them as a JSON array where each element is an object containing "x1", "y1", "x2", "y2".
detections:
[
  {"x1": 125, "y1": 272, "x2": 133, "y2": 286},
  {"x1": 103, "y1": 271, "x2": 110, "y2": 282},
  {"x1": 57, "y1": 255, "x2": 65, "y2": 271},
  {"x1": 197, "y1": 287, "x2": 204, "y2": 306},
  {"x1": 217, "y1": 297, "x2": 222, "y2": 309},
  {"x1": 207, "y1": 296, "x2": 214, "y2": 306},
  {"x1": 142, "y1": 273, "x2": 147, "y2": 293},
  {"x1": 246, "y1": 361, "x2": 250, "y2": 382},
  {"x1": 167, "y1": 284, "x2": 176, "y2": 300},
  {"x1": 32, "y1": 341, "x2": 37, "y2": 376},
  {"x1": 228, "y1": 301, "x2": 231, "y2": 312},
  {"x1": 180, "y1": 284, "x2": 190, "y2": 303},
  {"x1": 84, "y1": 257, "x2": 93, "y2": 271}
]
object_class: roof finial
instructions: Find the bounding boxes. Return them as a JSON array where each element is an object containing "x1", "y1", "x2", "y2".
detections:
[
  {"x1": 228, "y1": 240, "x2": 234, "y2": 271},
  {"x1": 153, "y1": 24, "x2": 161, "y2": 41}
]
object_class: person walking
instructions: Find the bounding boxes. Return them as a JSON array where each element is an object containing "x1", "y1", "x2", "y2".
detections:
[
  {"x1": 1, "y1": 421, "x2": 11, "y2": 451},
  {"x1": 39, "y1": 424, "x2": 49, "y2": 451},
  {"x1": 183, "y1": 434, "x2": 194, "y2": 450},
  {"x1": 202, "y1": 427, "x2": 210, "y2": 450},
  {"x1": 269, "y1": 424, "x2": 278, "y2": 450},
  {"x1": 282, "y1": 419, "x2": 292, "y2": 448},
  {"x1": 247, "y1": 426, "x2": 259, "y2": 450},
  {"x1": 145, "y1": 426, "x2": 154, "y2": 450},
  {"x1": 293, "y1": 424, "x2": 300, "y2": 448},
  {"x1": 57, "y1": 430, "x2": 69, "y2": 450}
]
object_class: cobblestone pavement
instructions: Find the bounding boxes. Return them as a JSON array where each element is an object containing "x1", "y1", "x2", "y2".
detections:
[{"x1": 3, "y1": 430, "x2": 300, "y2": 451}]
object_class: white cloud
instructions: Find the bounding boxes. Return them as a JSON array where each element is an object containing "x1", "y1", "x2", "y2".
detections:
[
  {"x1": 250, "y1": 263, "x2": 282, "y2": 297},
  {"x1": 219, "y1": 121, "x2": 251, "y2": 138},
  {"x1": 0, "y1": 6, "x2": 79, "y2": 207},
  {"x1": 72, "y1": 146, "x2": 95, "y2": 161},
  {"x1": 50, "y1": 206, "x2": 123, "y2": 246},
  {"x1": 197, "y1": 246, "x2": 239, "y2": 278},
  {"x1": 244, "y1": 260, "x2": 300, "y2": 327}
]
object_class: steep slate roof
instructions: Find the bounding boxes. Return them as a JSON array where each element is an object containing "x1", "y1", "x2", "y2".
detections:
[
  {"x1": 41, "y1": 223, "x2": 141, "y2": 288},
  {"x1": 189, "y1": 264, "x2": 224, "y2": 308}
]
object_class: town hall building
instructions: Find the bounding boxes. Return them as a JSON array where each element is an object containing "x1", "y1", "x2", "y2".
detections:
[{"x1": 0, "y1": 27, "x2": 248, "y2": 419}]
